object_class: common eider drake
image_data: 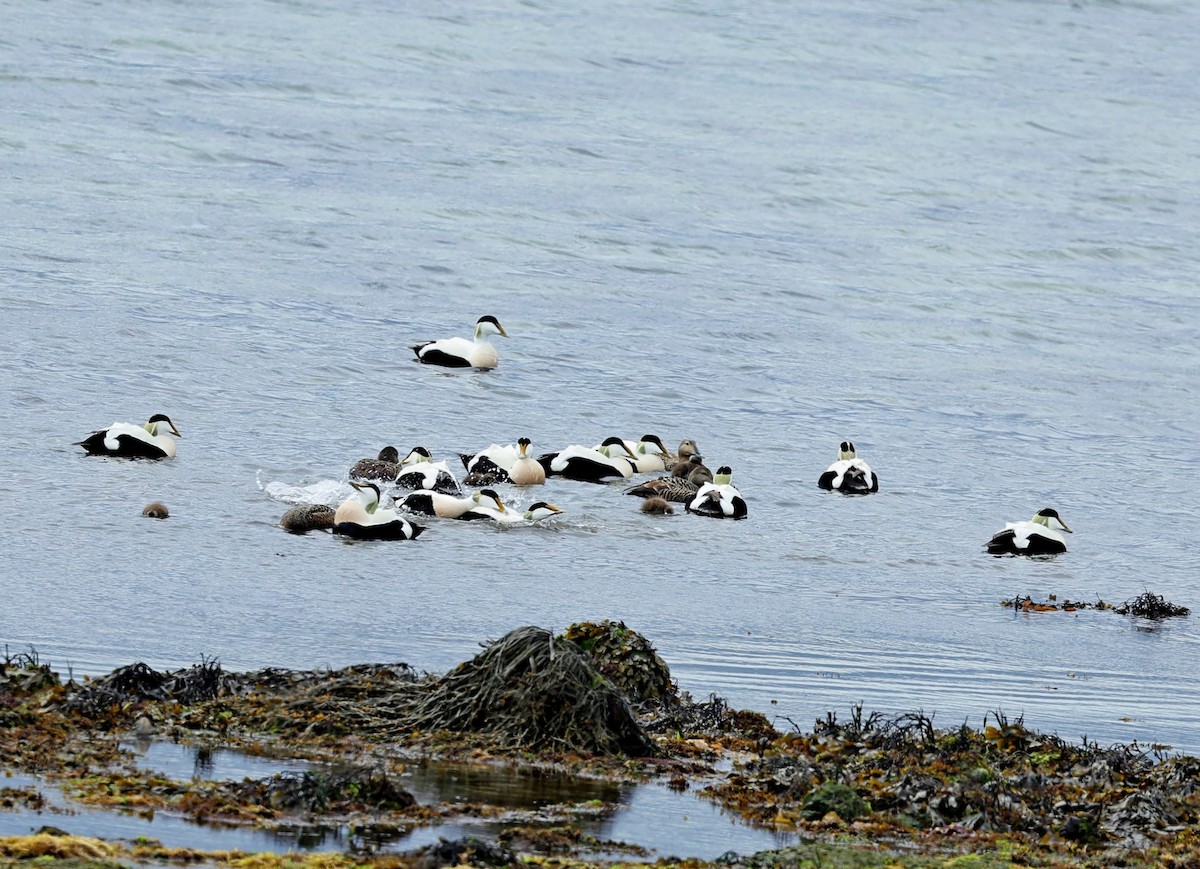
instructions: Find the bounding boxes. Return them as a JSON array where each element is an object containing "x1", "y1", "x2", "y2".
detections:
[
  {"x1": 399, "y1": 488, "x2": 506, "y2": 519},
  {"x1": 349, "y1": 446, "x2": 401, "y2": 482},
  {"x1": 521, "y1": 501, "x2": 563, "y2": 522},
  {"x1": 78, "y1": 414, "x2": 181, "y2": 459},
  {"x1": 686, "y1": 466, "x2": 748, "y2": 519},
  {"x1": 458, "y1": 437, "x2": 546, "y2": 486},
  {"x1": 509, "y1": 437, "x2": 547, "y2": 486},
  {"x1": 463, "y1": 499, "x2": 563, "y2": 524},
  {"x1": 280, "y1": 503, "x2": 336, "y2": 534},
  {"x1": 394, "y1": 446, "x2": 463, "y2": 495},
  {"x1": 817, "y1": 441, "x2": 879, "y2": 494},
  {"x1": 619, "y1": 434, "x2": 671, "y2": 473},
  {"x1": 537, "y1": 437, "x2": 638, "y2": 483},
  {"x1": 624, "y1": 454, "x2": 713, "y2": 502},
  {"x1": 986, "y1": 508, "x2": 1072, "y2": 556},
  {"x1": 662, "y1": 438, "x2": 701, "y2": 473},
  {"x1": 412, "y1": 315, "x2": 508, "y2": 369},
  {"x1": 333, "y1": 481, "x2": 425, "y2": 540}
]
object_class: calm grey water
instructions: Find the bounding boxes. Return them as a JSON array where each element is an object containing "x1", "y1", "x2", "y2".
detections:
[{"x1": 3, "y1": 0, "x2": 1199, "y2": 804}]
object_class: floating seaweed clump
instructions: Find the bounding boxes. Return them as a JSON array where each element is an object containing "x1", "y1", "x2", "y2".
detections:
[
  {"x1": 399, "y1": 626, "x2": 656, "y2": 756},
  {"x1": 1001, "y1": 595, "x2": 1114, "y2": 613},
  {"x1": 1115, "y1": 592, "x2": 1190, "y2": 619}
]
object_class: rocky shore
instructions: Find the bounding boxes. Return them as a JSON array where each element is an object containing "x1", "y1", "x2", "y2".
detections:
[{"x1": 3, "y1": 622, "x2": 1198, "y2": 869}]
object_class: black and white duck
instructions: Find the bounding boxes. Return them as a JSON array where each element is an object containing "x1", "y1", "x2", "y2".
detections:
[
  {"x1": 78, "y1": 414, "x2": 181, "y2": 459},
  {"x1": 412, "y1": 315, "x2": 508, "y2": 369}
]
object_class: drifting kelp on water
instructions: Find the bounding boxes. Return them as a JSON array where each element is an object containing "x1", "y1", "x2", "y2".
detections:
[
  {"x1": 1115, "y1": 592, "x2": 1190, "y2": 619},
  {"x1": 1001, "y1": 595, "x2": 1115, "y2": 613},
  {"x1": 398, "y1": 626, "x2": 656, "y2": 756},
  {"x1": 1001, "y1": 590, "x2": 1190, "y2": 619}
]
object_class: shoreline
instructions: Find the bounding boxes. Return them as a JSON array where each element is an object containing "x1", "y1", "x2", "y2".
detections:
[{"x1": 4, "y1": 623, "x2": 1198, "y2": 868}]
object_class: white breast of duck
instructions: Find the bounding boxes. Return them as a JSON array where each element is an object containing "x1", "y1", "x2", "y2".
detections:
[{"x1": 509, "y1": 438, "x2": 546, "y2": 485}]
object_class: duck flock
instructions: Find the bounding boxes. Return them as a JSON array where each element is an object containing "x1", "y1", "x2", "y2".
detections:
[{"x1": 76, "y1": 314, "x2": 1072, "y2": 557}]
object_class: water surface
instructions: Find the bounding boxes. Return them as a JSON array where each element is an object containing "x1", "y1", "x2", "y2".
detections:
[{"x1": 2, "y1": 0, "x2": 1198, "y2": 802}]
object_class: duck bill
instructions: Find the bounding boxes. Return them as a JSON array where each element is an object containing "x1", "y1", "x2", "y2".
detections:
[{"x1": 1059, "y1": 522, "x2": 1073, "y2": 533}]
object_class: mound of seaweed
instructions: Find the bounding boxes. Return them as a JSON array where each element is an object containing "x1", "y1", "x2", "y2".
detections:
[
  {"x1": 235, "y1": 765, "x2": 415, "y2": 813},
  {"x1": 643, "y1": 693, "x2": 778, "y2": 744},
  {"x1": 399, "y1": 626, "x2": 656, "y2": 756},
  {"x1": 562, "y1": 620, "x2": 678, "y2": 709},
  {"x1": 1, "y1": 649, "x2": 60, "y2": 728},
  {"x1": 61, "y1": 657, "x2": 227, "y2": 717}
]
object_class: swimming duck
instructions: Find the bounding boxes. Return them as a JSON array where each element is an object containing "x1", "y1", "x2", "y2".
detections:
[
  {"x1": 279, "y1": 503, "x2": 336, "y2": 534},
  {"x1": 686, "y1": 466, "x2": 748, "y2": 519},
  {"x1": 817, "y1": 441, "x2": 879, "y2": 494},
  {"x1": 640, "y1": 497, "x2": 675, "y2": 515},
  {"x1": 399, "y1": 488, "x2": 506, "y2": 519},
  {"x1": 537, "y1": 437, "x2": 639, "y2": 483},
  {"x1": 394, "y1": 446, "x2": 463, "y2": 495},
  {"x1": 464, "y1": 499, "x2": 564, "y2": 524},
  {"x1": 986, "y1": 508, "x2": 1072, "y2": 556},
  {"x1": 619, "y1": 434, "x2": 671, "y2": 473},
  {"x1": 412, "y1": 315, "x2": 508, "y2": 369},
  {"x1": 521, "y1": 501, "x2": 563, "y2": 522},
  {"x1": 460, "y1": 443, "x2": 519, "y2": 475},
  {"x1": 78, "y1": 414, "x2": 181, "y2": 459},
  {"x1": 662, "y1": 438, "x2": 701, "y2": 473},
  {"x1": 509, "y1": 437, "x2": 547, "y2": 486},
  {"x1": 349, "y1": 446, "x2": 402, "y2": 482},
  {"x1": 624, "y1": 455, "x2": 713, "y2": 502},
  {"x1": 458, "y1": 437, "x2": 546, "y2": 486},
  {"x1": 333, "y1": 481, "x2": 425, "y2": 540}
]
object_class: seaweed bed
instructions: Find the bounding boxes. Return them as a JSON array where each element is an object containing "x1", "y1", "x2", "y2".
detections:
[{"x1": 3, "y1": 620, "x2": 1200, "y2": 869}]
